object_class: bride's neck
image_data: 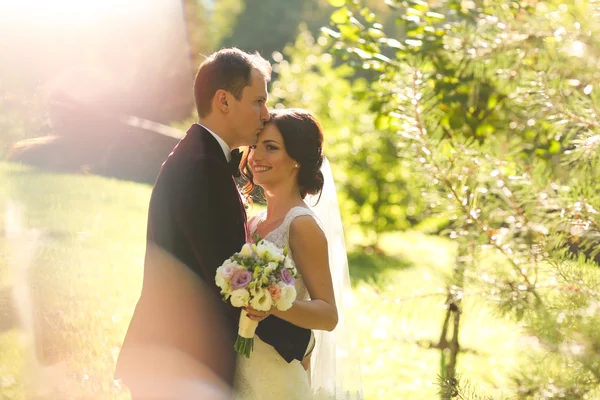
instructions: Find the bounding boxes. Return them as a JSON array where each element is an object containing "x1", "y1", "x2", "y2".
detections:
[{"x1": 262, "y1": 184, "x2": 303, "y2": 221}]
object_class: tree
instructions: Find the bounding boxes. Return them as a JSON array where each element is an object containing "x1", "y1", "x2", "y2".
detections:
[
  {"x1": 183, "y1": 0, "x2": 213, "y2": 67},
  {"x1": 328, "y1": 0, "x2": 600, "y2": 398},
  {"x1": 219, "y1": 0, "x2": 308, "y2": 59},
  {"x1": 207, "y1": 0, "x2": 246, "y2": 50},
  {"x1": 267, "y1": 26, "x2": 427, "y2": 249}
]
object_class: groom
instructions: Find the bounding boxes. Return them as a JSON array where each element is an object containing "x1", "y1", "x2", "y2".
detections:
[{"x1": 116, "y1": 48, "x2": 271, "y2": 396}]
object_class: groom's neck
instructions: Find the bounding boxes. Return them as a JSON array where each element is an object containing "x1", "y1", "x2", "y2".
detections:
[{"x1": 197, "y1": 117, "x2": 235, "y2": 149}]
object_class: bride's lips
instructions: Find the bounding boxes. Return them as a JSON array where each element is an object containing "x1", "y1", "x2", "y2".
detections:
[{"x1": 252, "y1": 165, "x2": 271, "y2": 174}]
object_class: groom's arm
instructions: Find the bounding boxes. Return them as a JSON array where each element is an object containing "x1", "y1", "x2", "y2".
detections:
[
  {"x1": 172, "y1": 157, "x2": 226, "y2": 282},
  {"x1": 118, "y1": 244, "x2": 234, "y2": 397},
  {"x1": 121, "y1": 156, "x2": 238, "y2": 390},
  {"x1": 147, "y1": 157, "x2": 224, "y2": 283},
  {"x1": 153, "y1": 156, "x2": 238, "y2": 386}
]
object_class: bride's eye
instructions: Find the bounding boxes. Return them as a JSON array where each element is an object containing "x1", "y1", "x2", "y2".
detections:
[{"x1": 267, "y1": 145, "x2": 278, "y2": 151}]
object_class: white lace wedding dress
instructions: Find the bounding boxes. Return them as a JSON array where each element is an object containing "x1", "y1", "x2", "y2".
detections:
[{"x1": 233, "y1": 206, "x2": 320, "y2": 400}]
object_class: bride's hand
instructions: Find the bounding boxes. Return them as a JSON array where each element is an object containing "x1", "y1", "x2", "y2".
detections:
[{"x1": 243, "y1": 306, "x2": 273, "y2": 322}]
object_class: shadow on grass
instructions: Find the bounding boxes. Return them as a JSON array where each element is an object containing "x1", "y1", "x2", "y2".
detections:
[{"x1": 348, "y1": 250, "x2": 413, "y2": 287}]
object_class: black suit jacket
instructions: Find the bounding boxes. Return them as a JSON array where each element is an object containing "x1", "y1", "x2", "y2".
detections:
[{"x1": 116, "y1": 124, "x2": 310, "y2": 388}]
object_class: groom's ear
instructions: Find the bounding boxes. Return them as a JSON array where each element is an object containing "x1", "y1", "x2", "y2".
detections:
[{"x1": 215, "y1": 89, "x2": 229, "y2": 113}]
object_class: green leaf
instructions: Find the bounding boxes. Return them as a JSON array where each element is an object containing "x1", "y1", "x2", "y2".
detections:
[
  {"x1": 449, "y1": 113, "x2": 463, "y2": 129},
  {"x1": 331, "y1": 7, "x2": 349, "y2": 24},
  {"x1": 374, "y1": 114, "x2": 390, "y2": 130},
  {"x1": 524, "y1": 130, "x2": 536, "y2": 140},
  {"x1": 476, "y1": 123, "x2": 495, "y2": 137},
  {"x1": 339, "y1": 25, "x2": 359, "y2": 41},
  {"x1": 360, "y1": 7, "x2": 376, "y2": 23},
  {"x1": 487, "y1": 94, "x2": 498, "y2": 110},
  {"x1": 407, "y1": 25, "x2": 425, "y2": 38},
  {"x1": 548, "y1": 140, "x2": 561, "y2": 154},
  {"x1": 439, "y1": 141, "x2": 454, "y2": 159}
]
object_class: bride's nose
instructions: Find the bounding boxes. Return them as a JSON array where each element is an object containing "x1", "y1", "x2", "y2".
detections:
[{"x1": 250, "y1": 147, "x2": 263, "y2": 162}]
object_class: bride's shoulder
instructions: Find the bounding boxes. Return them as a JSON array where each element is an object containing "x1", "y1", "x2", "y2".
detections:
[
  {"x1": 288, "y1": 208, "x2": 325, "y2": 240},
  {"x1": 285, "y1": 206, "x2": 319, "y2": 225},
  {"x1": 288, "y1": 211, "x2": 327, "y2": 258}
]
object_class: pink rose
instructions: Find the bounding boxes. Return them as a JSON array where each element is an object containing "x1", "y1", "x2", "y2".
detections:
[
  {"x1": 280, "y1": 268, "x2": 295, "y2": 286},
  {"x1": 267, "y1": 285, "x2": 282, "y2": 301}
]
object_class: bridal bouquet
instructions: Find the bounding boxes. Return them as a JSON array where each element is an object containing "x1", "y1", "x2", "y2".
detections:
[{"x1": 215, "y1": 239, "x2": 298, "y2": 357}]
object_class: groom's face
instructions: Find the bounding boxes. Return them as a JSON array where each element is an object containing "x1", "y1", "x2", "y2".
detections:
[{"x1": 228, "y1": 68, "x2": 269, "y2": 146}]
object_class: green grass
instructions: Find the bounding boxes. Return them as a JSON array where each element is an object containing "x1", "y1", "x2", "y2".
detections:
[
  {"x1": 0, "y1": 162, "x2": 523, "y2": 399},
  {"x1": 1, "y1": 162, "x2": 147, "y2": 399},
  {"x1": 347, "y1": 232, "x2": 522, "y2": 400}
]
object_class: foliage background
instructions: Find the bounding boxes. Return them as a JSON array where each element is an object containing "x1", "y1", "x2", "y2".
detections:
[{"x1": 2, "y1": 0, "x2": 600, "y2": 399}]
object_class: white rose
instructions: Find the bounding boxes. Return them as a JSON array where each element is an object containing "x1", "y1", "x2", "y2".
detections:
[
  {"x1": 270, "y1": 252, "x2": 285, "y2": 263},
  {"x1": 215, "y1": 273, "x2": 230, "y2": 292},
  {"x1": 256, "y1": 240, "x2": 284, "y2": 261},
  {"x1": 217, "y1": 262, "x2": 238, "y2": 279},
  {"x1": 230, "y1": 289, "x2": 250, "y2": 308},
  {"x1": 284, "y1": 256, "x2": 295, "y2": 271},
  {"x1": 249, "y1": 286, "x2": 273, "y2": 312},
  {"x1": 264, "y1": 262, "x2": 278, "y2": 276},
  {"x1": 276, "y1": 285, "x2": 296, "y2": 311},
  {"x1": 239, "y1": 243, "x2": 254, "y2": 258},
  {"x1": 282, "y1": 284, "x2": 297, "y2": 302}
]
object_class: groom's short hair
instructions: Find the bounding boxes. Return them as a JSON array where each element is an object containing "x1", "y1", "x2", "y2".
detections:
[{"x1": 194, "y1": 48, "x2": 271, "y2": 118}]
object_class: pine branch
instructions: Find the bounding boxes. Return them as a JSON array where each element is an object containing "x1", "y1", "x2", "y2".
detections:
[{"x1": 404, "y1": 66, "x2": 542, "y2": 303}]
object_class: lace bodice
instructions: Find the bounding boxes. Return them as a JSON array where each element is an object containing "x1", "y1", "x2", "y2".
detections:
[{"x1": 248, "y1": 206, "x2": 322, "y2": 302}]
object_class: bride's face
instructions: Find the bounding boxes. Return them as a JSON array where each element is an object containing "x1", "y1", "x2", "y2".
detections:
[{"x1": 248, "y1": 123, "x2": 299, "y2": 188}]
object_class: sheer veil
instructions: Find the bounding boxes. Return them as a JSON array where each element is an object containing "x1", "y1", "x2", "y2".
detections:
[{"x1": 306, "y1": 157, "x2": 363, "y2": 400}]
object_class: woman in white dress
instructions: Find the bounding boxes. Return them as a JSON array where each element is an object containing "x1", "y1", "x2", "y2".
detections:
[{"x1": 233, "y1": 108, "x2": 339, "y2": 400}]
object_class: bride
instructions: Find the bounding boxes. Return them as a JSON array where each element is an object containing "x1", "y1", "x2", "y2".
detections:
[{"x1": 234, "y1": 108, "x2": 363, "y2": 400}]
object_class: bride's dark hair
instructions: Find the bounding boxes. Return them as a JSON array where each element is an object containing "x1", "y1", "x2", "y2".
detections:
[{"x1": 241, "y1": 108, "x2": 324, "y2": 200}]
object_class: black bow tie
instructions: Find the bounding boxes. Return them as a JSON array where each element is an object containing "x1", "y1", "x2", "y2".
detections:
[{"x1": 229, "y1": 149, "x2": 243, "y2": 177}]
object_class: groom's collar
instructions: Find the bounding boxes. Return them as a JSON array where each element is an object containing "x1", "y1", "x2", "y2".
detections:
[{"x1": 195, "y1": 123, "x2": 231, "y2": 162}]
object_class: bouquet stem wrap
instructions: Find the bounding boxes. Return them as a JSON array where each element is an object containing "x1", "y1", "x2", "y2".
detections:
[{"x1": 235, "y1": 308, "x2": 258, "y2": 358}]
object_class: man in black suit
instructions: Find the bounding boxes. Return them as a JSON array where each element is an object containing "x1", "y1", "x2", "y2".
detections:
[{"x1": 116, "y1": 48, "x2": 271, "y2": 398}]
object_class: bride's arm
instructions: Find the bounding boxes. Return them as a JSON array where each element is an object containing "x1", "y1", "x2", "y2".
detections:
[{"x1": 270, "y1": 216, "x2": 338, "y2": 332}]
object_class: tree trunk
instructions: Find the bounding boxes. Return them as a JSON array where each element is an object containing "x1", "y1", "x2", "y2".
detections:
[{"x1": 439, "y1": 242, "x2": 468, "y2": 399}]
